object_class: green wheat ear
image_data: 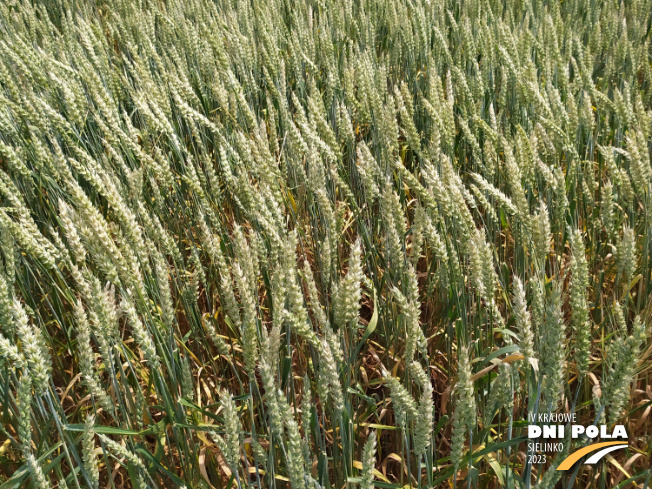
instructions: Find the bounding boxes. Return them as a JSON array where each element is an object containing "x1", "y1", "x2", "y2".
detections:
[
  {"x1": 82, "y1": 415, "x2": 100, "y2": 489},
  {"x1": 360, "y1": 430, "x2": 377, "y2": 489}
]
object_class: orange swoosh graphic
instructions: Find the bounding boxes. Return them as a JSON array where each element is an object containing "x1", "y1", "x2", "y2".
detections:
[{"x1": 556, "y1": 441, "x2": 626, "y2": 471}]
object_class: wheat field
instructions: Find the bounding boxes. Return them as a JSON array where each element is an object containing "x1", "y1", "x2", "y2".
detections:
[{"x1": 0, "y1": 0, "x2": 650, "y2": 487}]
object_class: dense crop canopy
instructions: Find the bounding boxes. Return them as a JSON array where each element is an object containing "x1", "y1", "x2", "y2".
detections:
[{"x1": 0, "y1": 0, "x2": 650, "y2": 487}]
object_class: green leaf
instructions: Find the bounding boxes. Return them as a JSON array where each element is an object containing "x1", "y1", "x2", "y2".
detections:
[
  {"x1": 476, "y1": 345, "x2": 521, "y2": 370},
  {"x1": 135, "y1": 446, "x2": 190, "y2": 487},
  {"x1": 0, "y1": 444, "x2": 64, "y2": 489},
  {"x1": 64, "y1": 424, "x2": 141, "y2": 436}
]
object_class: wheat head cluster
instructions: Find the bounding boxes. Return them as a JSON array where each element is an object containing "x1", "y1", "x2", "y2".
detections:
[{"x1": 0, "y1": 0, "x2": 650, "y2": 487}]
